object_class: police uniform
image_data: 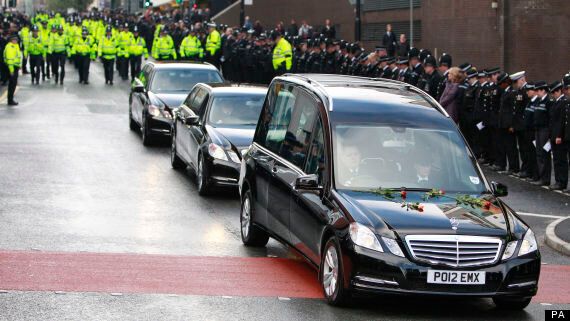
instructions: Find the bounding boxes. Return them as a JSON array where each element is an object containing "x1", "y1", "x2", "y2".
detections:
[
  {"x1": 496, "y1": 72, "x2": 520, "y2": 174},
  {"x1": 48, "y1": 25, "x2": 69, "y2": 85},
  {"x1": 485, "y1": 67, "x2": 502, "y2": 170},
  {"x1": 3, "y1": 34, "x2": 21, "y2": 105},
  {"x1": 549, "y1": 80, "x2": 568, "y2": 190},
  {"x1": 532, "y1": 81, "x2": 551, "y2": 186},
  {"x1": 417, "y1": 55, "x2": 441, "y2": 99}
]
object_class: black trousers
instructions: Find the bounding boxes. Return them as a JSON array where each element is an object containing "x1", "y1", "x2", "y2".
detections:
[
  {"x1": 29, "y1": 54, "x2": 43, "y2": 83},
  {"x1": 535, "y1": 128, "x2": 551, "y2": 184},
  {"x1": 7, "y1": 67, "x2": 18, "y2": 103},
  {"x1": 22, "y1": 55, "x2": 28, "y2": 73},
  {"x1": 117, "y1": 56, "x2": 128, "y2": 80},
  {"x1": 0, "y1": 62, "x2": 9, "y2": 83},
  {"x1": 78, "y1": 55, "x2": 91, "y2": 83},
  {"x1": 129, "y1": 55, "x2": 142, "y2": 81},
  {"x1": 205, "y1": 51, "x2": 221, "y2": 69},
  {"x1": 51, "y1": 53, "x2": 66, "y2": 83},
  {"x1": 496, "y1": 128, "x2": 520, "y2": 172},
  {"x1": 553, "y1": 142, "x2": 569, "y2": 188},
  {"x1": 517, "y1": 129, "x2": 538, "y2": 179},
  {"x1": 45, "y1": 53, "x2": 51, "y2": 78},
  {"x1": 102, "y1": 58, "x2": 115, "y2": 83}
]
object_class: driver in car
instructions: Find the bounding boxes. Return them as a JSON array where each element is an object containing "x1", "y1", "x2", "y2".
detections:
[{"x1": 339, "y1": 143, "x2": 363, "y2": 186}]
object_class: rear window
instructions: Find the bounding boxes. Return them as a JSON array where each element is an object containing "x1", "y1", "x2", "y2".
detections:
[{"x1": 151, "y1": 69, "x2": 223, "y2": 93}]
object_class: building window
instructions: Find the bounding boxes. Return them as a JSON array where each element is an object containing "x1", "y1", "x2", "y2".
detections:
[
  {"x1": 364, "y1": 0, "x2": 420, "y2": 12},
  {"x1": 362, "y1": 21, "x2": 422, "y2": 42}
]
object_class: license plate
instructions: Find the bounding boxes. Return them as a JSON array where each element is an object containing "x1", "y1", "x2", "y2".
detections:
[{"x1": 427, "y1": 270, "x2": 485, "y2": 285}]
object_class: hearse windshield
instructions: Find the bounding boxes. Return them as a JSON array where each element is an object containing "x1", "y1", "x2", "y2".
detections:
[{"x1": 333, "y1": 124, "x2": 486, "y2": 194}]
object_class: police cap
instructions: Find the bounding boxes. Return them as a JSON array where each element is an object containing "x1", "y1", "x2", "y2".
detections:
[
  {"x1": 549, "y1": 81, "x2": 563, "y2": 93},
  {"x1": 486, "y1": 67, "x2": 500, "y2": 75},
  {"x1": 397, "y1": 57, "x2": 408, "y2": 65},
  {"x1": 458, "y1": 63, "x2": 472, "y2": 72},
  {"x1": 423, "y1": 55, "x2": 437, "y2": 67},
  {"x1": 419, "y1": 49, "x2": 431, "y2": 62},
  {"x1": 534, "y1": 80, "x2": 548, "y2": 91},
  {"x1": 563, "y1": 74, "x2": 570, "y2": 88},
  {"x1": 408, "y1": 47, "x2": 420, "y2": 59},
  {"x1": 466, "y1": 68, "x2": 478, "y2": 79},
  {"x1": 439, "y1": 53, "x2": 452, "y2": 67},
  {"x1": 509, "y1": 71, "x2": 526, "y2": 81},
  {"x1": 497, "y1": 72, "x2": 510, "y2": 84}
]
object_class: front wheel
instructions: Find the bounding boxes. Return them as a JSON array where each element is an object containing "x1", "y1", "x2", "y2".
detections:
[
  {"x1": 170, "y1": 128, "x2": 186, "y2": 169},
  {"x1": 492, "y1": 297, "x2": 532, "y2": 310},
  {"x1": 240, "y1": 190, "x2": 269, "y2": 247},
  {"x1": 141, "y1": 116, "x2": 154, "y2": 146},
  {"x1": 321, "y1": 237, "x2": 351, "y2": 306},
  {"x1": 196, "y1": 153, "x2": 210, "y2": 195}
]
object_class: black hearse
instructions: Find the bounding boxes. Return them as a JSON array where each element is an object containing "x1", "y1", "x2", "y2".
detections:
[{"x1": 238, "y1": 74, "x2": 540, "y2": 309}]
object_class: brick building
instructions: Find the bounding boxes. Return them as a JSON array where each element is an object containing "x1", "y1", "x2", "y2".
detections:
[{"x1": 215, "y1": 0, "x2": 570, "y2": 81}]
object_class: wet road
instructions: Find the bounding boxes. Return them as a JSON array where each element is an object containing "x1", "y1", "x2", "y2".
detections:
[{"x1": 0, "y1": 64, "x2": 569, "y2": 320}]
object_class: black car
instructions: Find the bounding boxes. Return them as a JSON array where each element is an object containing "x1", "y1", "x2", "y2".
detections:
[
  {"x1": 171, "y1": 83, "x2": 267, "y2": 195},
  {"x1": 238, "y1": 74, "x2": 540, "y2": 309},
  {"x1": 129, "y1": 61, "x2": 224, "y2": 145}
]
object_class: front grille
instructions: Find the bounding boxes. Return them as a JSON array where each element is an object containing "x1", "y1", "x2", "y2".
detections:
[{"x1": 405, "y1": 235, "x2": 502, "y2": 267}]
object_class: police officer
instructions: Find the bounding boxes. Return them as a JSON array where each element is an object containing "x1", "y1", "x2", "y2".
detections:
[
  {"x1": 152, "y1": 27, "x2": 177, "y2": 61},
  {"x1": 272, "y1": 30, "x2": 292, "y2": 76},
  {"x1": 549, "y1": 80, "x2": 568, "y2": 190},
  {"x1": 3, "y1": 34, "x2": 20, "y2": 105},
  {"x1": 205, "y1": 22, "x2": 221, "y2": 68},
  {"x1": 117, "y1": 23, "x2": 133, "y2": 81},
  {"x1": 532, "y1": 81, "x2": 551, "y2": 186},
  {"x1": 99, "y1": 26, "x2": 118, "y2": 85},
  {"x1": 496, "y1": 72, "x2": 520, "y2": 174},
  {"x1": 508, "y1": 71, "x2": 533, "y2": 179},
  {"x1": 397, "y1": 57, "x2": 409, "y2": 82},
  {"x1": 40, "y1": 19, "x2": 51, "y2": 80},
  {"x1": 485, "y1": 67, "x2": 502, "y2": 171},
  {"x1": 460, "y1": 68, "x2": 479, "y2": 150},
  {"x1": 25, "y1": 25, "x2": 46, "y2": 85},
  {"x1": 128, "y1": 26, "x2": 148, "y2": 82},
  {"x1": 562, "y1": 76, "x2": 570, "y2": 192},
  {"x1": 436, "y1": 53, "x2": 452, "y2": 101},
  {"x1": 19, "y1": 21, "x2": 30, "y2": 74},
  {"x1": 48, "y1": 25, "x2": 69, "y2": 85},
  {"x1": 322, "y1": 39, "x2": 337, "y2": 74},
  {"x1": 406, "y1": 48, "x2": 422, "y2": 86},
  {"x1": 71, "y1": 27, "x2": 96, "y2": 84},
  {"x1": 418, "y1": 55, "x2": 441, "y2": 99},
  {"x1": 523, "y1": 82, "x2": 540, "y2": 182}
]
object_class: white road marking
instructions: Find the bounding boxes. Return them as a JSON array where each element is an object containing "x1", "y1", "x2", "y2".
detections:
[{"x1": 517, "y1": 212, "x2": 569, "y2": 219}]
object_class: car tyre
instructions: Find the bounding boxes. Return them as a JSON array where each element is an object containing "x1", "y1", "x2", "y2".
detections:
[
  {"x1": 129, "y1": 107, "x2": 138, "y2": 131},
  {"x1": 240, "y1": 189, "x2": 269, "y2": 247},
  {"x1": 492, "y1": 296, "x2": 532, "y2": 310},
  {"x1": 196, "y1": 153, "x2": 210, "y2": 195},
  {"x1": 141, "y1": 116, "x2": 154, "y2": 146},
  {"x1": 170, "y1": 128, "x2": 186, "y2": 170},
  {"x1": 321, "y1": 237, "x2": 351, "y2": 306}
]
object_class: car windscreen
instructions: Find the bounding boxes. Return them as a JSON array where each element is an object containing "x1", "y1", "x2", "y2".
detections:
[
  {"x1": 208, "y1": 94, "x2": 265, "y2": 126},
  {"x1": 333, "y1": 124, "x2": 486, "y2": 194},
  {"x1": 150, "y1": 69, "x2": 223, "y2": 93}
]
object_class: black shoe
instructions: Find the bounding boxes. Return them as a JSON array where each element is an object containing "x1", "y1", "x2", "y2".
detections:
[
  {"x1": 110, "y1": 81, "x2": 113, "y2": 85},
  {"x1": 84, "y1": 81, "x2": 89, "y2": 85},
  {"x1": 491, "y1": 165, "x2": 505, "y2": 171},
  {"x1": 518, "y1": 172, "x2": 529, "y2": 178},
  {"x1": 530, "y1": 180, "x2": 545, "y2": 186},
  {"x1": 497, "y1": 170, "x2": 511, "y2": 175},
  {"x1": 8, "y1": 100, "x2": 18, "y2": 106},
  {"x1": 550, "y1": 184, "x2": 566, "y2": 191}
]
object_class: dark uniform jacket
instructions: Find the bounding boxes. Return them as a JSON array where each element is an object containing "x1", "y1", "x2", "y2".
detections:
[
  {"x1": 550, "y1": 95, "x2": 567, "y2": 141},
  {"x1": 498, "y1": 86, "x2": 516, "y2": 129},
  {"x1": 513, "y1": 84, "x2": 531, "y2": 131},
  {"x1": 418, "y1": 71, "x2": 442, "y2": 99},
  {"x1": 461, "y1": 81, "x2": 479, "y2": 123},
  {"x1": 533, "y1": 95, "x2": 549, "y2": 129},
  {"x1": 486, "y1": 82, "x2": 502, "y2": 128}
]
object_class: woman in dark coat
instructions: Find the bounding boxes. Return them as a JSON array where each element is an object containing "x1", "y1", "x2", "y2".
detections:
[{"x1": 439, "y1": 67, "x2": 465, "y2": 124}]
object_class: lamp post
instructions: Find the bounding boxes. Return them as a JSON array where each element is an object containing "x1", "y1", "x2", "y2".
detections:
[
  {"x1": 355, "y1": 0, "x2": 361, "y2": 41},
  {"x1": 240, "y1": 0, "x2": 245, "y2": 28},
  {"x1": 409, "y1": 0, "x2": 413, "y2": 47}
]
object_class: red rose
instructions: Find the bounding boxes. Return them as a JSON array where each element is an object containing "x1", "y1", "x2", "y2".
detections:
[
  {"x1": 400, "y1": 191, "x2": 407, "y2": 199},
  {"x1": 483, "y1": 201, "x2": 491, "y2": 210},
  {"x1": 417, "y1": 204, "x2": 424, "y2": 212},
  {"x1": 440, "y1": 189, "x2": 445, "y2": 195}
]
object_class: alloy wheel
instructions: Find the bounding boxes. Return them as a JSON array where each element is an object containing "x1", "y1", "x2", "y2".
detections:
[
  {"x1": 241, "y1": 196, "x2": 251, "y2": 239},
  {"x1": 322, "y1": 244, "x2": 339, "y2": 298}
]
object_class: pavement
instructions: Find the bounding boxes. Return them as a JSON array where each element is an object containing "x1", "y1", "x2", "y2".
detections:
[
  {"x1": 0, "y1": 63, "x2": 569, "y2": 320},
  {"x1": 555, "y1": 218, "x2": 570, "y2": 243}
]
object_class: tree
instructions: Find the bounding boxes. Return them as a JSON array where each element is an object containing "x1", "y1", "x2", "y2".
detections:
[{"x1": 47, "y1": 0, "x2": 94, "y2": 11}]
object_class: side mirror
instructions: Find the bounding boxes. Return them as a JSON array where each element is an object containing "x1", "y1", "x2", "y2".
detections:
[
  {"x1": 184, "y1": 115, "x2": 199, "y2": 125},
  {"x1": 294, "y1": 174, "x2": 322, "y2": 191},
  {"x1": 133, "y1": 83, "x2": 145, "y2": 93},
  {"x1": 491, "y1": 181, "x2": 508, "y2": 197}
]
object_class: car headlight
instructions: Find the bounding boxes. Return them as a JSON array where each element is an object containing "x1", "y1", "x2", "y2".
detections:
[
  {"x1": 502, "y1": 241, "x2": 518, "y2": 260},
  {"x1": 381, "y1": 236, "x2": 404, "y2": 257},
  {"x1": 227, "y1": 150, "x2": 240, "y2": 163},
  {"x1": 518, "y1": 229, "x2": 538, "y2": 256},
  {"x1": 349, "y1": 222, "x2": 383, "y2": 252},
  {"x1": 148, "y1": 104, "x2": 161, "y2": 117},
  {"x1": 208, "y1": 143, "x2": 228, "y2": 161}
]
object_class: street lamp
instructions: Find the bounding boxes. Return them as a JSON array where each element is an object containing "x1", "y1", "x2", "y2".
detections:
[{"x1": 348, "y1": 0, "x2": 363, "y2": 42}]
